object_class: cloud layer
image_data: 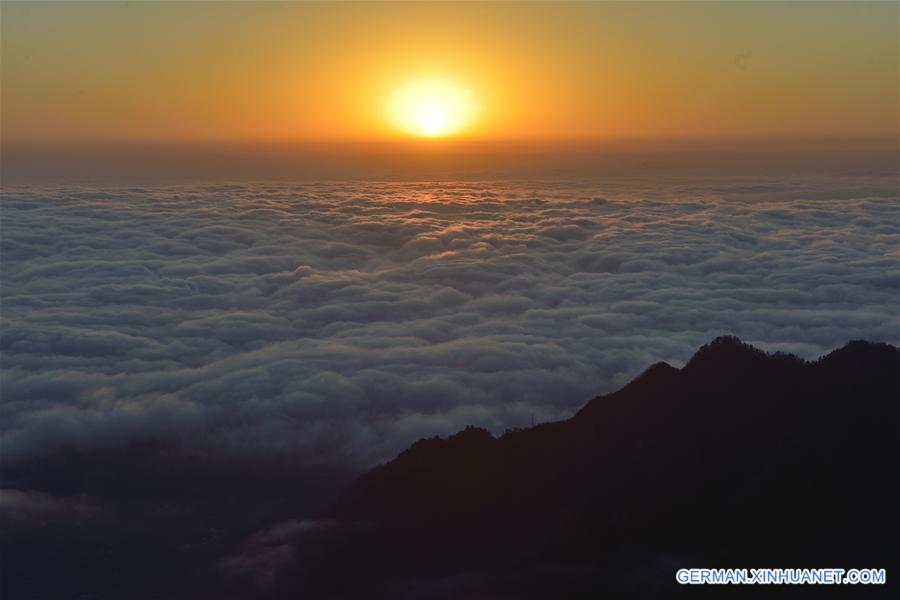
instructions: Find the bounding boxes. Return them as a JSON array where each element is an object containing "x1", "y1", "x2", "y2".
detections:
[{"x1": 2, "y1": 176, "x2": 898, "y2": 478}]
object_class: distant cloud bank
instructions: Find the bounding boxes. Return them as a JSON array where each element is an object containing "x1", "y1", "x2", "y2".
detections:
[{"x1": 2, "y1": 177, "x2": 898, "y2": 477}]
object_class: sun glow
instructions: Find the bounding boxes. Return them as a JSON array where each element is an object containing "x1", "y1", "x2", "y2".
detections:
[{"x1": 386, "y1": 78, "x2": 478, "y2": 138}]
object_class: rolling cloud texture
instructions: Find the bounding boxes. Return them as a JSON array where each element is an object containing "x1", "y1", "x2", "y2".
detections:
[
  {"x1": 1, "y1": 175, "x2": 898, "y2": 597},
  {"x1": 3, "y1": 177, "x2": 897, "y2": 471}
]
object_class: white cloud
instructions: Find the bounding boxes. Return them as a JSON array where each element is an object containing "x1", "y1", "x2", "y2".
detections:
[{"x1": 2, "y1": 176, "x2": 898, "y2": 472}]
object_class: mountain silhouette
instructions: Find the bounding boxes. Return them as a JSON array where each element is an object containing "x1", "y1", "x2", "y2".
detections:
[{"x1": 265, "y1": 337, "x2": 899, "y2": 599}]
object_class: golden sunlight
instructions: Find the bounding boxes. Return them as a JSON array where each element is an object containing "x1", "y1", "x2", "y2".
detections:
[{"x1": 385, "y1": 78, "x2": 478, "y2": 138}]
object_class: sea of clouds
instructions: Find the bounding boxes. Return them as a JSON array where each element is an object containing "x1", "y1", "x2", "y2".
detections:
[{"x1": 2, "y1": 176, "x2": 898, "y2": 480}]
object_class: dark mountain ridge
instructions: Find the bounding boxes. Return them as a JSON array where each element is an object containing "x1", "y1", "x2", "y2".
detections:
[{"x1": 266, "y1": 337, "x2": 899, "y2": 598}]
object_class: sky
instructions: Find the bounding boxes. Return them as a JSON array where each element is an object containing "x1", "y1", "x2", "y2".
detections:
[{"x1": 2, "y1": 0, "x2": 898, "y2": 143}]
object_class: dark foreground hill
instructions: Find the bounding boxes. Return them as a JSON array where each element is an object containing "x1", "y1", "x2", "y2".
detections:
[{"x1": 260, "y1": 337, "x2": 899, "y2": 599}]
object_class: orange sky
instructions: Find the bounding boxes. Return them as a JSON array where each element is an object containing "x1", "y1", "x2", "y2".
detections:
[{"x1": 1, "y1": 1, "x2": 898, "y2": 143}]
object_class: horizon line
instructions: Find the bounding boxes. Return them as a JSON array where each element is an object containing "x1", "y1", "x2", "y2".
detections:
[{"x1": 3, "y1": 133, "x2": 897, "y2": 146}]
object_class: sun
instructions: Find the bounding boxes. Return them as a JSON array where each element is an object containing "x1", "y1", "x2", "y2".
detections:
[{"x1": 386, "y1": 78, "x2": 478, "y2": 138}]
